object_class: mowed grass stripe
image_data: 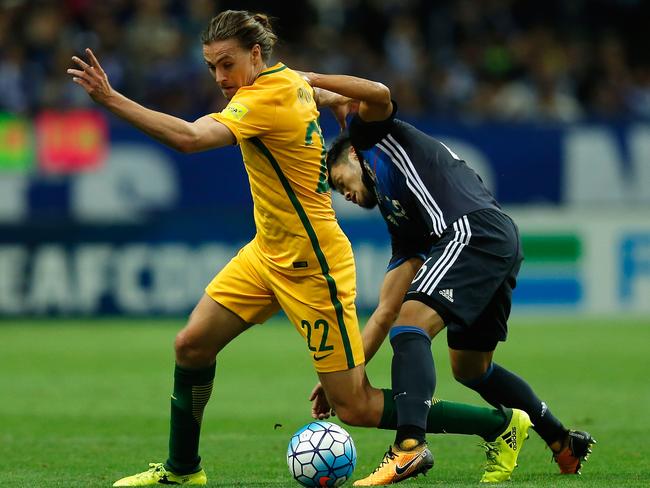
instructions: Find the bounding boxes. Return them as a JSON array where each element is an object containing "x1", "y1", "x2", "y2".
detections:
[{"x1": 0, "y1": 318, "x2": 648, "y2": 487}]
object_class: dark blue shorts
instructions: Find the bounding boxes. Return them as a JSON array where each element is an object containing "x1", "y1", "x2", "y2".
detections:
[{"x1": 404, "y1": 208, "x2": 523, "y2": 352}]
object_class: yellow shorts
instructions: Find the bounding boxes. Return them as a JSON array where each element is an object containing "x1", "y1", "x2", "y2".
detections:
[{"x1": 205, "y1": 239, "x2": 365, "y2": 373}]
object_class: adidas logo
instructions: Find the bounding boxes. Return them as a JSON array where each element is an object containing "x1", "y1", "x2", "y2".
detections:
[
  {"x1": 438, "y1": 288, "x2": 454, "y2": 302},
  {"x1": 502, "y1": 427, "x2": 517, "y2": 450}
]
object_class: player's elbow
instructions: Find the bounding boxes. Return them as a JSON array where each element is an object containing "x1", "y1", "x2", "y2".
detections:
[
  {"x1": 171, "y1": 122, "x2": 204, "y2": 153},
  {"x1": 175, "y1": 142, "x2": 194, "y2": 154},
  {"x1": 373, "y1": 82, "x2": 391, "y2": 104},
  {"x1": 174, "y1": 135, "x2": 200, "y2": 154}
]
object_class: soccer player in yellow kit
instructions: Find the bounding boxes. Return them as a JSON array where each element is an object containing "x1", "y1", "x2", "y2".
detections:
[
  {"x1": 69, "y1": 10, "x2": 374, "y2": 486},
  {"x1": 69, "y1": 10, "x2": 530, "y2": 486}
]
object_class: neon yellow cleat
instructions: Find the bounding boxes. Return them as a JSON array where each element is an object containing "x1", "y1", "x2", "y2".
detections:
[
  {"x1": 112, "y1": 463, "x2": 207, "y2": 486},
  {"x1": 480, "y1": 408, "x2": 532, "y2": 483},
  {"x1": 353, "y1": 442, "x2": 433, "y2": 486}
]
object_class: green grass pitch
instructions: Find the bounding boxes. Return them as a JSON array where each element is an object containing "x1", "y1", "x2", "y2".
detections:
[{"x1": 1, "y1": 317, "x2": 649, "y2": 487}]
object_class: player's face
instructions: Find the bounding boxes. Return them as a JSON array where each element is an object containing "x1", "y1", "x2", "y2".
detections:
[
  {"x1": 203, "y1": 39, "x2": 264, "y2": 100},
  {"x1": 329, "y1": 147, "x2": 377, "y2": 209}
]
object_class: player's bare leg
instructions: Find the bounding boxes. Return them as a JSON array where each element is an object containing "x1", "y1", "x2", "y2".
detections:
[
  {"x1": 318, "y1": 364, "x2": 384, "y2": 427},
  {"x1": 175, "y1": 293, "x2": 251, "y2": 368},
  {"x1": 113, "y1": 294, "x2": 250, "y2": 486}
]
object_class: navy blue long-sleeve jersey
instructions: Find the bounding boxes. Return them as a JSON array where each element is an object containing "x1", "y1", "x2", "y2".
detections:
[{"x1": 349, "y1": 104, "x2": 500, "y2": 270}]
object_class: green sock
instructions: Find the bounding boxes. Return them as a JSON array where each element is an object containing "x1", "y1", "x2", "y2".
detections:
[
  {"x1": 378, "y1": 388, "x2": 511, "y2": 441},
  {"x1": 166, "y1": 363, "x2": 216, "y2": 474}
]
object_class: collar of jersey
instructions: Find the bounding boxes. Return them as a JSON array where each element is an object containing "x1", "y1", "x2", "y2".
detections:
[{"x1": 256, "y1": 63, "x2": 287, "y2": 79}]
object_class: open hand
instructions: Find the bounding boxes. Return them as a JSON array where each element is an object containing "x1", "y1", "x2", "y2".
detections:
[
  {"x1": 331, "y1": 99, "x2": 359, "y2": 131},
  {"x1": 67, "y1": 48, "x2": 114, "y2": 105}
]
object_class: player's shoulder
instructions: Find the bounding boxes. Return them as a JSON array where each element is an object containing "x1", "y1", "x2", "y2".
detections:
[{"x1": 350, "y1": 104, "x2": 399, "y2": 150}]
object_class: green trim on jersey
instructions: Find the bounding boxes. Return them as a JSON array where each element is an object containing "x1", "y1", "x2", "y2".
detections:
[
  {"x1": 257, "y1": 64, "x2": 288, "y2": 78},
  {"x1": 250, "y1": 137, "x2": 355, "y2": 370}
]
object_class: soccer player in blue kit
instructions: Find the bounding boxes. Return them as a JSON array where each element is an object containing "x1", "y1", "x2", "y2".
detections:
[{"x1": 303, "y1": 72, "x2": 596, "y2": 486}]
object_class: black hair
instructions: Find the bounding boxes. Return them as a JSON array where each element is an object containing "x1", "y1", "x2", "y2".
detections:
[
  {"x1": 326, "y1": 132, "x2": 378, "y2": 208},
  {"x1": 325, "y1": 132, "x2": 352, "y2": 189}
]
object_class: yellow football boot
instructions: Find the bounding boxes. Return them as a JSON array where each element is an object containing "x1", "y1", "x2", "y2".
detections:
[
  {"x1": 480, "y1": 408, "x2": 532, "y2": 483},
  {"x1": 113, "y1": 463, "x2": 207, "y2": 486}
]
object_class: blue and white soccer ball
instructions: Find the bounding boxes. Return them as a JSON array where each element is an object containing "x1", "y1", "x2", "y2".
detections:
[{"x1": 287, "y1": 421, "x2": 357, "y2": 487}]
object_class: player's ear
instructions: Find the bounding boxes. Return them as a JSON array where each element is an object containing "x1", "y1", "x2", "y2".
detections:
[
  {"x1": 348, "y1": 145, "x2": 358, "y2": 163},
  {"x1": 250, "y1": 44, "x2": 262, "y2": 63}
]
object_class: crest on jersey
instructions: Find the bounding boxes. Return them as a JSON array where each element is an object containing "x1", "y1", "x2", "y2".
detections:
[
  {"x1": 222, "y1": 102, "x2": 249, "y2": 121},
  {"x1": 297, "y1": 86, "x2": 313, "y2": 104}
]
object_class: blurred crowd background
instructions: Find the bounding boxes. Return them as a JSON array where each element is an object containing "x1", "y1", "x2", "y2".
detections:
[
  {"x1": 1, "y1": 0, "x2": 649, "y2": 122},
  {"x1": 1, "y1": 0, "x2": 649, "y2": 317}
]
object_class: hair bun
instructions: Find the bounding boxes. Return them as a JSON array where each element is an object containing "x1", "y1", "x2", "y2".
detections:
[{"x1": 252, "y1": 13, "x2": 271, "y2": 30}]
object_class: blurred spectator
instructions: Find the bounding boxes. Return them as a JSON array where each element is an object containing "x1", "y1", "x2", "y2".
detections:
[
  {"x1": 0, "y1": 0, "x2": 648, "y2": 121},
  {"x1": 0, "y1": 43, "x2": 29, "y2": 113}
]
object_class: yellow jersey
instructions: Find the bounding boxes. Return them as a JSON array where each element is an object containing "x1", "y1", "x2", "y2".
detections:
[{"x1": 210, "y1": 63, "x2": 352, "y2": 273}]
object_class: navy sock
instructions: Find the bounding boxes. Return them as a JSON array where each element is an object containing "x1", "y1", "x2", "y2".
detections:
[
  {"x1": 461, "y1": 362, "x2": 566, "y2": 445},
  {"x1": 390, "y1": 326, "x2": 435, "y2": 446}
]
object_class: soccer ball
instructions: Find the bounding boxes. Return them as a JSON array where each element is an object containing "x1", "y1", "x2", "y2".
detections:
[{"x1": 287, "y1": 420, "x2": 357, "y2": 487}]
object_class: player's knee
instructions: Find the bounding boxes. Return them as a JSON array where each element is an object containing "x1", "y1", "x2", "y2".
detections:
[
  {"x1": 174, "y1": 330, "x2": 212, "y2": 367},
  {"x1": 451, "y1": 362, "x2": 490, "y2": 388},
  {"x1": 333, "y1": 403, "x2": 373, "y2": 427},
  {"x1": 450, "y1": 351, "x2": 493, "y2": 384},
  {"x1": 451, "y1": 361, "x2": 474, "y2": 383},
  {"x1": 452, "y1": 369, "x2": 471, "y2": 384},
  {"x1": 334, "y1": 406, "x2": 361, "y2": 426},
  {"x1": 395, "y1": 301, "x2": 444, "y2": 337}
]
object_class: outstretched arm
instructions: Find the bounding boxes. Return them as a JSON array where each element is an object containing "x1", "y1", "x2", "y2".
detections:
[
  {"x1": 67, "y1": 48, "x2": 235, "y2": 153},
  {"x1": 362, "y1": 257, "x2": 423, "y2": 363},
  {"x1": 303, "y1": 72, "x2": 393, "y2": 122}
]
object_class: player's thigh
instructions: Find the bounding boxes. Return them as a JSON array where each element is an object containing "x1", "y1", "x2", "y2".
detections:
[
  {"x1": 394, "y1": 300, "x2": 445, "y2": 338},
  {"x1": 317, "y1": 365, "x2": 383, "y2": 427},
  {"x1": 179, "y1": 242, "x2": 280, "y2": 366},
  {"x1": 446, "y1": 254, "x2": 519, "y2": 358},
  {"x1": 175, "y1": 293, "x2": 251, "y2": 367},
  {"x1": 273, "y1": 253, "x2": 364, "y2": 374},
  {"x1": 205, "y1": 241, "x2": 281, "y2": 325},
  {"x1": 407, "y1": 210, "x2": 520, "y2": 341}
]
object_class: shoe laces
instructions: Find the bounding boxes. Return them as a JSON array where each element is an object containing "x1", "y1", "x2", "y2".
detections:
[
  {"x1": 143, "y1": 463, "x2": 170, "y2": 479},
  {"x1": 147, "y1": 463, "x2": 182, "y2": 484},
  {"x1": 481, "y1": 442, "x2": 500, "y2": 470},
  {"x1": 372, "y1": 446, "x2": 397, "y2": 474}
]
